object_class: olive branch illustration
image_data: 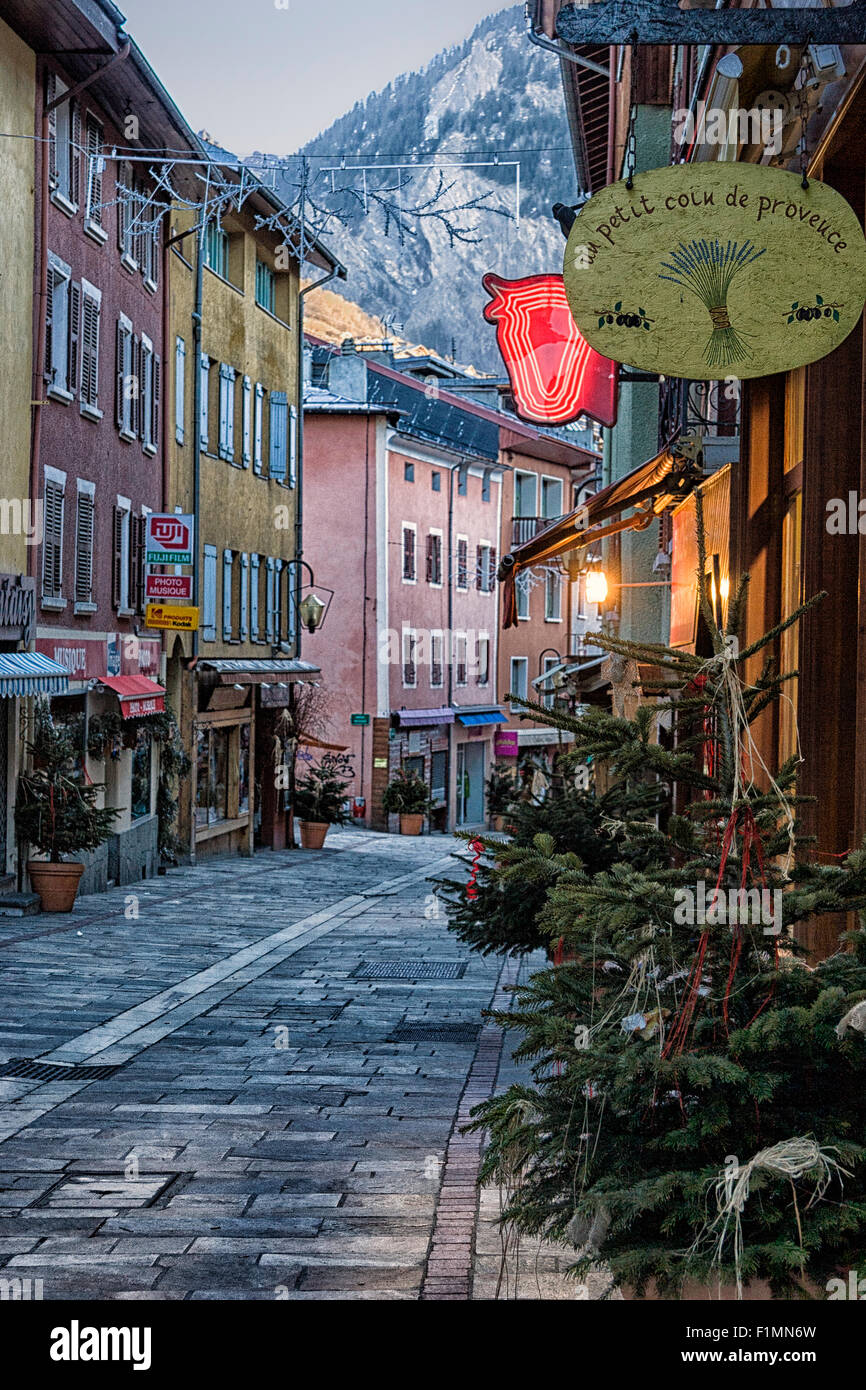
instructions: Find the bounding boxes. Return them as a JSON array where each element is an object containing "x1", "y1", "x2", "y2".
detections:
[{"x1": 659, "y1": 239, "x2": 766, "y2": 369}]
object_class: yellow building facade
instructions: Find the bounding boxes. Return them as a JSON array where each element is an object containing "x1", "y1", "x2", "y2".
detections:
[
  {"x1": 165, "y1": 166, "x2": 339, "y2": 860},
  {"x1": 0, "y1": 16, "x2": 37, "y2": 881}
]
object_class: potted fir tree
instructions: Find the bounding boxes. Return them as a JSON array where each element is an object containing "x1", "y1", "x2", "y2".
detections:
[
  {"x1": 294, "y1": 752, "x2": 353, "y2": 850},
  {"x1": 382, "y1": 768, "x2": 432, "y2": 836},
  {"x1": 16, "y1": 703, "x2": 120, "y2": 913}
]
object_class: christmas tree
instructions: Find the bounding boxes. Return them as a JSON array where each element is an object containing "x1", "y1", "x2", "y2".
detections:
[{"x1": 469, "y1": 498, "x2": 866, "y2": 1298}]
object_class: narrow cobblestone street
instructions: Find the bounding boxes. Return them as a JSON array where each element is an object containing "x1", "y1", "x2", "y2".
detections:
[{"x1": 0, "y1": 831, "x2": 523, "y2": 1301}]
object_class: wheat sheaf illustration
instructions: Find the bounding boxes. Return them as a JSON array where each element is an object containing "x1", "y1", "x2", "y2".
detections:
[{"x1": 659, "y1": 238, "x2": 766, "y2": 369}]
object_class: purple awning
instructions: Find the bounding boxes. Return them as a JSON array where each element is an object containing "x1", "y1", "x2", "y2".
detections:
[{"x1": 394, "y1": 708, "x2": 456, "y2": 728}]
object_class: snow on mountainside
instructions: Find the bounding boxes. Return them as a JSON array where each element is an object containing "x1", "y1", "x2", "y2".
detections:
[{"x1": 246, "y1": 5, "x2": 578, "y2": 374}]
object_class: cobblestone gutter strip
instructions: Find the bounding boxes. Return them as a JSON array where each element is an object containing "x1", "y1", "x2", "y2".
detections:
[{"x1": 419, "y1": 954, "x2": 522, "y2": 1301}]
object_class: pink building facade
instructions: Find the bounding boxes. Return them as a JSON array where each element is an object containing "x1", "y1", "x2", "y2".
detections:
[{"x1": 303, "y1": 341, "x2": 600, "y2": 832}]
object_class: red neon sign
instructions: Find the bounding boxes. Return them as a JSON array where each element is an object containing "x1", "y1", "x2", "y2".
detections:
[{"x1": 483, "y1": 273, "x2": 619, "y2": 429}]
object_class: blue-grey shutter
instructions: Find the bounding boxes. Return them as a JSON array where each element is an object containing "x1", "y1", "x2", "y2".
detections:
[
  {"x1": 250, "y1": 553, "x2": 260, "y2": 640},
  {"x1": 239, "y1": 553, "x2": 249, "y2": 641},
  {"x1": 203, "y1": 544, "x2": 217, "y2": 641},
  {"x1": 269, "y1": 391, "x2": 287, "y2": 481},
  {"x1": 265, "y1": 558, "x2": 275, "y2": 643},
  {"x1": 222, "y1": 548, "x2": 233, "y2": 641},
  {"x1": 242, "y1": 376, "x2": 252, "y2": 466}
]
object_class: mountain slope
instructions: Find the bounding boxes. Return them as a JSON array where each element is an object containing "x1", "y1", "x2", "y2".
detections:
[{"x1": 253, "y1": 6, "x2": 578, "y2": 373}]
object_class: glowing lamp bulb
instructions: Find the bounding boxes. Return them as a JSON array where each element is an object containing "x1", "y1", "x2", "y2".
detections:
[{"x1": 585, "y1": 569, "x2": 609, "y2": 606}]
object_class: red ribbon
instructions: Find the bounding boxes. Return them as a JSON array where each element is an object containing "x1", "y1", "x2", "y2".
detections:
[{"x1": 466, "y1": 838, "x2": 485, "y2": 901}]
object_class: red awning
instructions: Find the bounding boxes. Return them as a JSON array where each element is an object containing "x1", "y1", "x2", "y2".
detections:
[{"x1": 99, "y1": 675, "x2": 166, "y2": 720}]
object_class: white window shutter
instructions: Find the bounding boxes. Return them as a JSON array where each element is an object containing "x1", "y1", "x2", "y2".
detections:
[
  {"x1": 200, "y1": 355, "x2": 210, "y2": 450},
  {"x1": 242, "y1": 376, "x2": 252, "y2": 466},
  {"x1": 203, "y1": 544, "x2": 217, "y2": 641},
  {"x1": 288, "y1": 404, "x2": 298, "y2": 488},
  {"x1": 253, "y1": 383, "x2": 264, "y2": 474},
  {"x1": 175, "y1": 337, "x2": 185, "y2": 444}
]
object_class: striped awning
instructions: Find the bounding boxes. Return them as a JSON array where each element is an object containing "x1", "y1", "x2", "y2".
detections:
[{"x1": 0, "y1": 651, "x2": 70, "y2": 698}]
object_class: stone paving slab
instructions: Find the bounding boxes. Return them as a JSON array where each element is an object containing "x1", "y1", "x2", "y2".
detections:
[{"x1": 0, "y1": 830, "x2": 511, "y2": 1300}]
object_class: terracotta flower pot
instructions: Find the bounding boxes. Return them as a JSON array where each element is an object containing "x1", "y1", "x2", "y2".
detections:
[
  {"x1": 27, "y1": 860, "x2": 84, "y2": 913},
  {"x1": 492, "y1": 815, "x2": 507, "y2": 833},
  {"x1": 399, "y1": 813, "x2": 424, "y2": 837},
  {"x1": 298, "y1": 821, "x2": 329, "y2": 850}
]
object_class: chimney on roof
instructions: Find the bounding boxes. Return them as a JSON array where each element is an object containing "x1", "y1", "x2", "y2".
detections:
[{"x1": 329, "y1": 351, "x2": 368, "y2": 405}]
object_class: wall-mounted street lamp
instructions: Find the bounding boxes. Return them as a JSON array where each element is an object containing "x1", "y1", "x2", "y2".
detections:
[{"x1": 290, "y1": 560, "x2": 334, "y2": 640}]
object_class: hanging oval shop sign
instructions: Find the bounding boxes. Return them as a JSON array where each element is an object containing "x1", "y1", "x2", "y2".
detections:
[{"x1": 563, "y1": 163, "x2": 866, "y2": 380}]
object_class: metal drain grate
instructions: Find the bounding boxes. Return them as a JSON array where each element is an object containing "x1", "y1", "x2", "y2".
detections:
[
  {"x1": 0, "y1": 1057, "x2": 119, "y2": 1082},
  {"x1": 388, "y1": 1022, "x2": 481, "y2": 1046},
  {"x1": 353, "y1": 961, "x2": 467, "y2": 981}
]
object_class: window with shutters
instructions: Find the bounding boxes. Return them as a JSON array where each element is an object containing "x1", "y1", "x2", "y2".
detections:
[
  {"x1": 510, "y1": 657, "x2": 529, "y2": 712},
  {"x1": 456, "y1": 536, "x2": 468, "y2": 590},
  {"x1": 44, "y1": 253, "x2": 75, "y2": 399},
  {"x1": 402, "y1": 524, "x2": 416, "y2": 583},
  {"x1": 219, "y1": 365, "x2": 236, "y2": 462},
  {"x1": 241, "y1": 376, "x2": 252, "y2": 466},
  {"x1": 42, "y1": 472, "x2": 66, "y2": 603},
  {"x1": 112, "y1": 500, "x2": 131, "y2": 611},
  {"x1": 255, "y1": 260, "x2": 275, "y2": 314},
  {"x1": 129, "y1": 513, "x2": 146, "y2": 615},
  {"x1": 481, "y1": 469, "x2": 492, "y2": 503},
  {"x1": 455, "y1": 633, "x2": 468, "y2": 688},
  {"x1": 253, "y1": 383, "x2": 265, "y2": 473},
  {"x1": 202, "y1": 545, "x2": 217, "y2": 642},
  {"x1": 477, "y1": 633, "x2": 491, "y2": 687},
  {"x1": 115, "y1": 315, "x2": 135, "y2": 438},
  {"x1": 141, "y1": 336, "x2": 161, "y2": 452},
  {"x1": 73, "y1": 484, "x2": 95, "y2": 609},
  {"x1": 142, "y1": 210, "x2": 160, "y2": 291},
  {"x1": 239, "y1": 554, "x2": 249, "y2": 641},
  {"x1": 269, "y1": 392, "x2": 288, "y2": 481},
  {"x1": 516, "y1": 571, "x2": 530, "y2": 621},
  {"x1": 46, "y1": 74, "x2": 80, "y2": 211},
  {"x1": 431, "y1": 631, "x2": 444, "y2": 689},
  {"x1": 83, "y1": 114, "x2": 106, "y2": 241},
  {"x1": 544, "y1": 568, "x2": 562, "y2": 622},
  {"x1": 117, "y1": 160, "x2": 136, "y2": 265},
  {"x1": 205, "y1": 223, "x2": 229, "y2": 280},
  {"x1": 402, "y1": 629, "x2": 417, "y2": 689},
  {"x1": 222, "y1": 550, "x2": 234, "y2": 641},
  {"x1": 79, "y1": 282, "x2": 101, "y2": 417},
  {"x1": 426, "y1": 531, "x2": 443, "y2": 587},
  {"x1": 457, "y1": 466, "x2": 468, "y2": 497},
  {"x1": 175, "y1": 338, "x2": 186, "y2": 445},
  {"x1": 250, "y1": 554, "x2": 261, "y2": 641},
  {"x1": 477, "y1": 543, "x2": 496, "y2": 594},
  {"x1": 199, "y1": 355, "x2": 211, "y2": 451}
]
